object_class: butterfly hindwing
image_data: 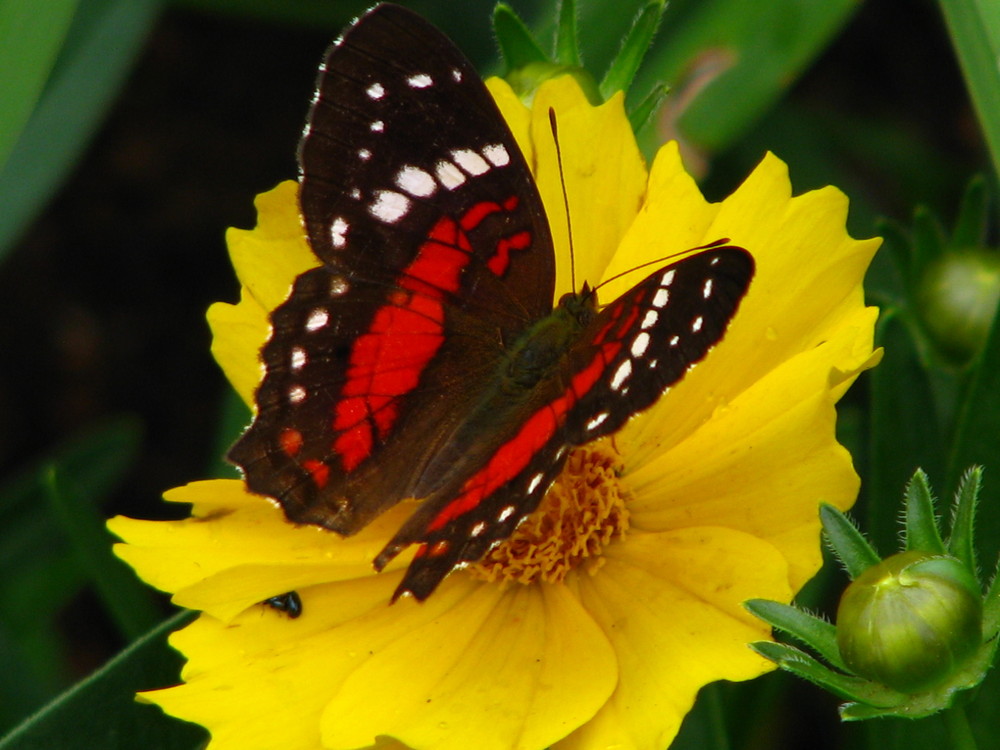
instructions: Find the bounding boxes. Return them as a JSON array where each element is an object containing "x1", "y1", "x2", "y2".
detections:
[{"x1": 379, "y1": 246, "x2": 754, "y2": 600}]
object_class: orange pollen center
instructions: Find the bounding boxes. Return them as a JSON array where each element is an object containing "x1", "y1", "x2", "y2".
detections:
[{"x1": 470, "y1": 438, "x2": 630, "y2": 586}]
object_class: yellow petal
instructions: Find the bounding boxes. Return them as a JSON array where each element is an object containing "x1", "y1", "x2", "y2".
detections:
[
  {"x1": 623, "y1": 306, "x2": 879, "y2": 588},
  {"x1": 227, "y1": 180, "x2": 316, "y2": 312},
  {"x1": 207, "y1": 294, "x2": 267, "y2": 409},
  {"x1": 322, "y1": 581, "x2": 616, "y2": 750},
  {"x1": 147, "y1": 578, "x2": 616, "y2": 750},
  {"x1": 109, "y1": 480, "x2": 416, "y2": 621},
  {"x1": 530, "y1": 78, "x2": 648, "y2": 296},
  {"x1": 616, "y1": 147, "x2": 879, "y2": 460},
  {"x1": 561, "y1": 527, "x2": 789, "y2": 749}
]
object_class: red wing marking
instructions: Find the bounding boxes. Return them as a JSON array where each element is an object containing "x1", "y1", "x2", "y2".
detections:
[
  {"x1": 426, "y1": 341, "x2": 621, "y2": 531},
  {"x1": 332, "y1": 215, "x2": 473, "y2": 471},
  {"x1": 331, "y1": 199, "x2": 537, "y2": 473},
  {"x1": 487, "y1": 230, "x2": 531, "y2": 276},
  {"x1": 279, "y1": 427, "x2": 304, "y2": 457},
  {"x1": 302, "y1": 458, "x2": 330, "y2": 489}
]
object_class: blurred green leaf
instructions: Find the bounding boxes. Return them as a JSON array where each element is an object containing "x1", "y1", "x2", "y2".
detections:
[
  {"x1": 0, "y1": 0, "x2": 80, "y2": 171},
  {"x1": 0, "y1": 612, "x2": 205, "y2": 750},
  {"x1": 208, "y1": 388, "x2": 250, "y2": 480},
  {"x1": 947, "y1": 300, "x2": 1000, "y2": 565},
  {"x1": 938, "y1": 0, "x2": 1000, "y2": 181},
  {"x1": 44, "y1": 467, "x2": 160, "y2": 641},
  {"x1": 631, "y1": 0, "x2": 861, "y2": 154},
  {"x1": 0, "y1": 0, "x2": 160, "y2": 259},
  {"x1": 867, "y1": 313, "x2": 944, "y2": 554}
]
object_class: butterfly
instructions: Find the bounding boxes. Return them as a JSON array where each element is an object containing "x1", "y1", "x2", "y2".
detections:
[{"x1": 228, "y1": 3, "x2": 754, "y2": 602}]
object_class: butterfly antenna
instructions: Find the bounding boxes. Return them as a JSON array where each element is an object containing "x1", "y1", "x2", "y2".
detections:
[
  {"x1": 549, "y1": 108, "x2": 576, "y2": 291},
  {"x1": 592, "y1": 238, "x2": 733, "y2": 295}
]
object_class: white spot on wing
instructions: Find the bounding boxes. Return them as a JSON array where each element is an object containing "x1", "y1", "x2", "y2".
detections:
[
  {"x1": 349, "y1": 188, "x2": 361, "y2": 200},
  {"x1": 290, "y1": 347, "x2": 306, "y2": 370},
  {"x1": 407, "y1": 73, "x2": 433, "y2": 88},
  {"x1": 369, "y1": 190, "x2": 411, "y2": 223},
  {"x1": 587, "y1": 412, "x2": 609, "y2": 431},
  {"x1": 702, "y1": 278, "x2": 714, "y2": 298},
  {"x1": 451, "y1": 68, "x2": 462, "y2": 82},
  {"x1": 692, "y1": 316, "x2": 704, "y2": 333},
  {"x1": 451, "y1": 148, "x2": 490, "y2": 175},
  {"x1": 527, "y1": 473, "x2": 544, "y2": 494},
  {"x1": 470, "y1": 521, "x2": 487, "y2": 537},
  {"x1": 395, "y1": 165, "x2": 436, "y2": 197},
  {"x1": 358, "y1": 148, "x2": 371, "y2": 161},
  {"x1": 330, "y1": 217, "x2": 348, "y2": 248},
  {"x1": 435, "y1": 160, "x2": 466, "y2": 189},
  {"x1": 641, "y1": 310, "x2": 658, "y2": 329},
  {"x1": 370, "y1": 120, "x2": 384, "y2": 132},
  {"x1": 669, "y1": 335, "x2": 680, "y2": 347},
  {"x1": 482, "y1": 143, "x2": 510, "y2": 167},
  {"x1": 660, "y1": 269, "x2": 676, "y2": 287},
  {"x1": 652, "y1": 288, "x2": 670, "y2": 308},
  {"x1": 631, "y1": 332, "x2": 650, "y2": 357},
  {"x1": 497, "y1": 505, "x2": 516, "y2": 523},
  {"x1": 366, "y1": 82, "x2": 385, "y2": 99},
  {"x1": 330, "y1": 276, "x2": 349, "y2": 296},
  {"x1": 288, "y1": 385, "x2": 306, "y2": 404},
  {"x1": 611, "y1": 360, "x2": 632, "y2": 391},
  {"x1": 305, "y1": 308, "x2": 328, "y2": 331}
]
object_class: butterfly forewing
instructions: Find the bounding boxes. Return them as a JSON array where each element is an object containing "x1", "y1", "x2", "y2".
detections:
[{"x1": 229, "y1": 4, "x2": 554, "y2": 534}]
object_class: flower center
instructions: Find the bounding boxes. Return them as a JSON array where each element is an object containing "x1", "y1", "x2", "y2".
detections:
[{"x1": 470, "y1": 438, "x2": 630, "y2": 586}]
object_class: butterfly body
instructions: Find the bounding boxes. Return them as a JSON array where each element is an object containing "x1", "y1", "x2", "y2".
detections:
[{"x1": 229, "y1": 4, "x2": 754, "y2": 601}]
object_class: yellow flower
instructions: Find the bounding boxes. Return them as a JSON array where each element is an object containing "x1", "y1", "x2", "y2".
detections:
[{"x1": 109, "y1": 76, "x2": 880, "y2": 750}]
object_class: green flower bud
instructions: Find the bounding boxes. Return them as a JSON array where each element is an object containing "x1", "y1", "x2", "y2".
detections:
[
  {"x1": 836, "y1": 551, "x2": 983, "y2": 693},
  {"x1": 917, "y1": 249, "x2": 1000, "y2": 362}
]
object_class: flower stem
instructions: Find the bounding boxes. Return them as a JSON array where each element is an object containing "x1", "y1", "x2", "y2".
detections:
[{"x1": 944, "y1": 704, "x2": 978, "y2": 750}]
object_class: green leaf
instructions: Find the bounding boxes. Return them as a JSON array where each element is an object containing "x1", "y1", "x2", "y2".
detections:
[
  {"x1": 904, "y1": 469, "x2": 947, "y2": 555},
  {"x1": 821, "y1": 503, "x2": 881, "y2": 579},
  {"x1": 947, "y1": 285, "x2": 1000, "y2": 566},
  {"x1": 0, "y1": 0, "x2": 160, "y2": 259},
  {"x1": 867, "y1": 312, "x2": 944, "y2": 553},
  {"x1": 0, "y1": 612, "x2": 205, "y2": 750},
  {"x1": 749, "y1": 642, "x2": 901, "y2": 706},
  {"x1": 950, "y1": 176, "x2": 989, "y2": 248},
  {"x1": 43, "y1": 468, "x2": 160, "y2": 641},
  {"x1": 627, "y1": 82, "x2": 669, "y2": 136},
  {"x1": 631, "y1": 0, "x2": 862, "y2": 153},
  {"x1": 947, "y1": 466, "x2": 982, "y2": 574},
  {"x1": 598, "y1": 0, "x2": 665, "y2": 100},
  {"x1": 493, "y1": 3, "x2": 548, "y2": 72},
  {"x1": 554, "y1": 0, "x2": 580, "y2": 66},
  {"x1": 938, "y1": 0, "x2": 1000, "y2": 183},
  {"x1": 744, "y1": 599, "x2": 846, "y2": 671},
  {"x1": 0, "y1": 0, "x2": 80, "y2": 172}
]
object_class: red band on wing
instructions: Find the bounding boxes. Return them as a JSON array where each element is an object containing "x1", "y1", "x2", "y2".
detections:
[
  {"x1": 427, "y1": 341, "x2": 622, "y2": 531},
  {"x1": 332, "y1": 216, "x2": 471, "y2": 471},
  {"x1": 331, "y1": 199, "x2": 537, "y2": 473}
]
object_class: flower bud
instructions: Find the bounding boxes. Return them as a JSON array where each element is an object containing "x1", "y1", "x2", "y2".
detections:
[
  {"x1": 917, "y1": 249, "x2": 1000, "y2": 362},
  {"x1": 836, "y1": 551, "x2": 982, "y2": 693}
]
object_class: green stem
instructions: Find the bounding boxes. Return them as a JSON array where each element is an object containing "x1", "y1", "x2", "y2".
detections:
[{"x1": 944, "y1": 704, "x2": 978, "y2": 750}]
